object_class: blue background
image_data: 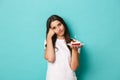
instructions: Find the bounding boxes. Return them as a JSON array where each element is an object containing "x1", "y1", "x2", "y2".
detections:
[{"x1": 0, "y1": 0, "x2": 120, "y2": 80}]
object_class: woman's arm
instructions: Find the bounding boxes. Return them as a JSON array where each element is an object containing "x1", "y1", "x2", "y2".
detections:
[
  {"x1": 70, "y1": 47, "x2": 79, "y2": 71},
  {"x1": 44, "y1": 29, "x2": 55, "y2": 63}
]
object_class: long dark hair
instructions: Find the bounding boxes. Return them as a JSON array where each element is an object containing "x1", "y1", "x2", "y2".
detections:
[{"x1": 46, "y1": 15, "x2": 72, "y2": 51}]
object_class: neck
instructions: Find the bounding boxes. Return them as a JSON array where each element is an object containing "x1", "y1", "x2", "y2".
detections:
[{"x1": 57, "y1": 36, "x2": 65, "y2": 40}]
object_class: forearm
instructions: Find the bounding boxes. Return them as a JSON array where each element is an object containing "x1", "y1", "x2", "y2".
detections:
[
  {"x1": 45, "y1": 37, "x2": 55, "y2": 63},
  {"x1": 70, "y1": 48, "x2": 79, "y2": 71}
]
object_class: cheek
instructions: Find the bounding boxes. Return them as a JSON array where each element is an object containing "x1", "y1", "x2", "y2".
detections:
[
  {"x1": 54, "y1": 30, "x2": 58, "y2": 34},
  {"x1": 61, "y1": 26, "x2": 65, "y2": 32}
]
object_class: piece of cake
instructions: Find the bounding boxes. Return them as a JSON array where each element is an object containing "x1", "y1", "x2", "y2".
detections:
[
  {"x1": 67, "y1": 40, "x2": 83, "y2": 46},
  {"x1": 71, "y1": 41, "x2": 81, "y2": 46},
  {"x1": 71, "y1": 40, "x2": 81, "y2": 46}
]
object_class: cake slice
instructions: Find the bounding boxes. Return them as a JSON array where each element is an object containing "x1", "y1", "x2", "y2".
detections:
[
  {"x1": 67, "y1": 40, "x2": 83, "y2": 46},
  {"x1": 71, "y1": 40, "x2": 81, "y2": 46}
]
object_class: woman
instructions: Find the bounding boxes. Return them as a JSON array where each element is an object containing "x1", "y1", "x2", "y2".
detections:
[{"x1": 44, "y1": 15, "x2": 83, "y2": 80}]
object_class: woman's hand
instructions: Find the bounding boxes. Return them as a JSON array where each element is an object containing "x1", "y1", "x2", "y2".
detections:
[
  {"x1": 47, "y1": 28, "x2": 55, "y2": 38},
  {"x1": 45, "y1": 28, "x2": 56, "y2": 63},
  {"x1": 70, "y1": 40, "x2": 81, "y2": 71}
]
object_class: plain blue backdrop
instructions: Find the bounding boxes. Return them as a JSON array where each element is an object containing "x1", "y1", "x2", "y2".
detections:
[{"x1": 0, "y1": 0, "x2": 120, "y2": 80}]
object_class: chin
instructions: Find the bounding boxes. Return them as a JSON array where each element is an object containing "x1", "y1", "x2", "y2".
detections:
[
  {"x1": 60, "y1": 33, "x2": 64, "y2": 36},
  {"x1": 57, "y1": 32, "x2": 64, "y2": 36}
]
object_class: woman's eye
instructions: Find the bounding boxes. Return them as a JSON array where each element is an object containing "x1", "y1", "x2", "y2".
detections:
[
  {"x1": 52, "y1": 27, "x2": 56, "y2": 29},
  {"x1": 58, "y1": 23, "x2": 61, "y2": 26}
]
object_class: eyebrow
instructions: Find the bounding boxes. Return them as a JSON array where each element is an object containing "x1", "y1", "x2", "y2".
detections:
[
  {"x1": 51, "y1": 22, "x2": 61, "y2": 28},
  {"x1": 57, "y1": 22, "x2": 61, "y2": 25},
  {"x1": 52, "y1": 26, "x2": 56, "y2": 29}
]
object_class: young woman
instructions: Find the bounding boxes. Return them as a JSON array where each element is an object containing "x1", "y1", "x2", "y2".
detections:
[{"x1": 44, "y1": 15, "x2": 83, "y2": 80}]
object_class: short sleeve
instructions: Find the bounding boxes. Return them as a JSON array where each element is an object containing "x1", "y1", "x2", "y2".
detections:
[
  {"x1": 44, "y1": 40, "x2": 47, "y2": 50},
  {"x1": 78, "y1": 48, "x2": 81, "y2": 54}
]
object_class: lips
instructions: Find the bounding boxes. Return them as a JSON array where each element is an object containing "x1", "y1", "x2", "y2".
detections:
[{"x1": 58, "y1": 30, "x2": 63, "y2": 34}]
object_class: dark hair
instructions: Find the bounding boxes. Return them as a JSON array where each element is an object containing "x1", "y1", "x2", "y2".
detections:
[{"x1": 46, "y1": 15, "x2": 72, "y2": 51}]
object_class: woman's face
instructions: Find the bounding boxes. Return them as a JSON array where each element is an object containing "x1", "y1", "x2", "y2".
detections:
[{"x1": 50, "y1": 20, "x2": 65, "y2": 37}]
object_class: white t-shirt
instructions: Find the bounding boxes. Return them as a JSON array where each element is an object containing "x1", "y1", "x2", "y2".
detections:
[{"x1": 45, "y1": 39, "x2": 80, "y2": 80}]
